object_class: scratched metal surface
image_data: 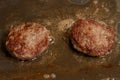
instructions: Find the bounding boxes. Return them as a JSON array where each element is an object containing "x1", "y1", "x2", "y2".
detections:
[{"x1": 0, "y1": 0, "x2": 120, "y2": 80}]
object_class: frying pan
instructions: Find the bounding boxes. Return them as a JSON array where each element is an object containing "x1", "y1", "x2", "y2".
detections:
[{"x1": 0, "y1": 0, "x2": 120, "y2": 80}]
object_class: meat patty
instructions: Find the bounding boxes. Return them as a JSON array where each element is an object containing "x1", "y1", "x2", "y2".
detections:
[
  {"x1": 6, "y1": 22, "x2": 50, "y2": 60},
  {"x1": 71, "y1": 19, "x2": 115, "y2": 57}
]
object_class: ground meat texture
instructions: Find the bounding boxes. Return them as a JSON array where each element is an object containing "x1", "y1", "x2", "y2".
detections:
[
  {"x1": 6, "y1": 22, "x2": 50, "y2": 60},
  {"x1": 71, "y1": 19, "x2": 115, "y2": 57}
]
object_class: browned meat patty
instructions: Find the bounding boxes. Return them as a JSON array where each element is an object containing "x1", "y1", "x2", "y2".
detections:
[
  {"x1": 6, "y1": 22, "x2": 50, "y2": 60},
  {"x1": 71, "y1": 19, "x2": 115, "y2": 57}
]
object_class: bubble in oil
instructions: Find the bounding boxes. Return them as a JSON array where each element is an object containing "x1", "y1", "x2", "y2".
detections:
[
  {"x1": 101, "y1": 77, "x2": 119, "y2": 80},
  {"x1": 49, "y1": 36, "x2": 55, "y2": 45}
]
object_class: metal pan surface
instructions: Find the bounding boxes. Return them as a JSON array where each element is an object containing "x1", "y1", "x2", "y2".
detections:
[{"x1": 0, "y1": 0, "x2": 120, "y2": 80}]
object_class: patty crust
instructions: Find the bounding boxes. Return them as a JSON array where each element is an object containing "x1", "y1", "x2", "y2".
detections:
[
  {"x1": 71, "y1": 19, "x2": 115, "y2": 57},
  {"x1": 6, "y1": 22, "x2": 50, "y2": 60}
]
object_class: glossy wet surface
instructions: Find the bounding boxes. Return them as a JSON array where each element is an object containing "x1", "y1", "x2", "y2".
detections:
[{"x1": 0, "y1": 0, "x2": 120, "y2": 80}]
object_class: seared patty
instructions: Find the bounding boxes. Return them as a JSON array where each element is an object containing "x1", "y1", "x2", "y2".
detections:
[
  {"x1": 71, "y1": 19, "x2": 115, "y2": 57},
  {"x1": 6, "y1": 22, "x2": 50, "y2": 60}
]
